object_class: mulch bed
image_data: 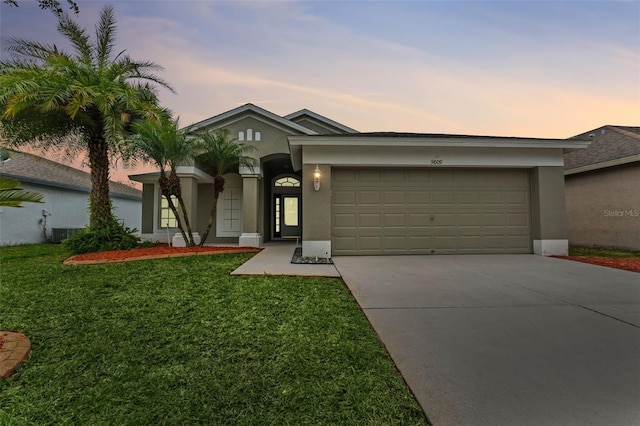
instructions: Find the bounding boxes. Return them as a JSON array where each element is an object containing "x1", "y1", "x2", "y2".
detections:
[
  {"x1": 0, "y1": 335, "x2": 4, "y2": 351},
  {"x1": 64, "y1": 244, "x2": 261, "y2": 265},
  {"x1": 554, "y1": 256, "x2": 640, "y2": 273}
]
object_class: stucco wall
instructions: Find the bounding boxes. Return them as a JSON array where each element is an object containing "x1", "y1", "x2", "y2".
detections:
[
  {"x1": 0, "y1": 181, "x2": 141, "y2": 245},
  {"x1": 206, "y1": 116, "x2": 293, "y2": 161},
  {"x1": 565, "y1": 164, "x2": 640, "y2": 249}
]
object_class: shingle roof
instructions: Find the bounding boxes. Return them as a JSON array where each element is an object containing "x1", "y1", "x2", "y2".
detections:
[
  {"x1": 0, "y1": 150, "x2": 142, "y2": 200},
  {"x1": 565, "y1": 125, "x2": 640, "y2": 170}
]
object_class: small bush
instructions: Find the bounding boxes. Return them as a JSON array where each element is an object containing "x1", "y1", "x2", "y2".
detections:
[{"x1": 62, "y1": 221, "x2": 141, "y2": 254}]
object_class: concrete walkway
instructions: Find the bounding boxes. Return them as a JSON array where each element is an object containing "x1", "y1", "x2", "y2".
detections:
[
  {"x1": 231, "y1": 242, "x2": 341, "y2": 277},
  {"x1": 333, "y1": 255, "x2": 640, "y2": 426}
]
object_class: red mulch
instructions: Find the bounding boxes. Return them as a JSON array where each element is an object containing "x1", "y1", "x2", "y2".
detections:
[
  {"x1": 0, "y1": 334, "x2": 4, "y2": 350},
  {"x1": 554, "y1": 256, "x2": 640, "y2": 273},
  {"x1": 64, "y1": 244, "x2": 261, "y2": 265}
]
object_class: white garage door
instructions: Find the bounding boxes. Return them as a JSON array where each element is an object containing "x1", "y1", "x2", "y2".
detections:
[{"x1": 332, "y1": 168, "x2": 531, "y2": 255}]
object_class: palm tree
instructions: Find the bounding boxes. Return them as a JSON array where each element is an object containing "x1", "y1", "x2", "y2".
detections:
[
  {"x1": 195, "y1": 129, "x2": 256, "y2": 246},
  {"x1": 0, "y1": 177, "x2": 44, "y2": 207},
  {"x1": 127, "y1": 118, "x2": 196, "y2": 246},
  {"x1": 0, "y1": 5, "x2": 172, "y2": 230}
]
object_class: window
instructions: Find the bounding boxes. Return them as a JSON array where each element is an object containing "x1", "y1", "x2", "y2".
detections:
[
  {"x1": 274, "y1": 177, "x2": 300, "y2": 187},
  {"x1": 238, "y1": 131, "x2": 245, "y2": 141},
  {"x1": 275, "y1": 196, "x2": 281, "y2": 234},
  {"x1": 160, "y1": 195, "x2": 178, "y2": 228},
  {"x1": 283, "y1": 196, "x2": 298, "y2": 226}
]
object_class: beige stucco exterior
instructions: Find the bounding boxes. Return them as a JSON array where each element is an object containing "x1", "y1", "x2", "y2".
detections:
[
  {"x1": 131, "y1": 104, "x2": 588, "y2": 255},
  {"x1": 530, "y1": 166, "x2": 569, "y2": 255},
  {"x1": 565, "y1": 164, "x2": 640, "y2": 249}
]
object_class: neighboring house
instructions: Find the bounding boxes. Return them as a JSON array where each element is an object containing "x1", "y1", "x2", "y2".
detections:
[
  {"x1": 0, "y1": 150, "x2": 142, "y2": 245},
  {"x1": 130, "y1": 103, "x2": 589, "y2": 256},
  {"x1": 564, "y1": 125, "x2": 640, "y2": 250}
]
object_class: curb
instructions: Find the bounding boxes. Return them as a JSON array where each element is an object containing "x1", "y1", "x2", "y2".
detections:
[
  {"x1": 63, "y1": 248, "x2": 261, "y2": 265},
  {"x1": 0, "y1": 331, "x2": 31, "y2": 380}
]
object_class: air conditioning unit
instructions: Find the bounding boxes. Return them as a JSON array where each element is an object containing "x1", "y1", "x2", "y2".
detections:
[{"x1": 51, "y1": 228, "x2": 82, "y2": 243}]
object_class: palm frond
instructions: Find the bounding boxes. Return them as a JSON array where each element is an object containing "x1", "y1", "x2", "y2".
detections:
[
  {"x1": 95, "y1": 5, "x2": 116, "y2": 69},
  {"x1": 56, "y1": 11, "x2": 93, "y2": 64},
  {"x1": 194, "y1": 128, "x2": 257, "y2": 177},
  {"x1": 0, "y1": 177, "x2": 44, "y2": 207},
  {"x1": 5, "y1": 38, "x2": 59, "y2": 61}
]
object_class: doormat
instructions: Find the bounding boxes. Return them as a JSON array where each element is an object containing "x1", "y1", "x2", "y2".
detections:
[{"x1": 291, "y1": 247, "x2": 333, "y2": 264}]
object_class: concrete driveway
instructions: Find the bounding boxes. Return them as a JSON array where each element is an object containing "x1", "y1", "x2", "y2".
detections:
[{"x1": 333, "y1": 255, "x2": 640, "y2": 426}]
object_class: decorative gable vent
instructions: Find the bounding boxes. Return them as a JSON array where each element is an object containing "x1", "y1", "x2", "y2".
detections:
[{"x1": 238, "y1": 129, "x2": 261, "y2": 142}]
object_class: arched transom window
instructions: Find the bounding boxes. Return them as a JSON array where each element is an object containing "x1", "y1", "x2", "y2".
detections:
[{"x1": 274, "y1": 177, "x2": 300, "y2": 187}]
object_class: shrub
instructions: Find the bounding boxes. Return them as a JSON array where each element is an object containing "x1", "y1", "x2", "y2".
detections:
[{"x1": 62, "y1": 221, "x2": 141, "y2": 254}]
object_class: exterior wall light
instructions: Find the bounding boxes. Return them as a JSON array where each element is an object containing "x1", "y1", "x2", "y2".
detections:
[{"x1": 313, "y1": 164, "x2": 321, "y2": 191}]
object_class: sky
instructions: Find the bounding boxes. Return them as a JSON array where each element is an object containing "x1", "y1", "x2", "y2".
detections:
[{"x1": 1, "y1": 0, "x2": 639, "y2": 185}]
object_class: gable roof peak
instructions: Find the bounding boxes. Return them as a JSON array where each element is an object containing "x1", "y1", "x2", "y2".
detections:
[
  {"x1": 185, "y1": 103, "x2": 317, "y2": 135},
  {"x1": 284, "y1": 108, "x2": 358, "y2": 134}
]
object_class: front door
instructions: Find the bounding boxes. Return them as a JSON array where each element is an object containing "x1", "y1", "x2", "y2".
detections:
[{"x1": 275, "y1": 194, "x2": 301, "y2": 238}]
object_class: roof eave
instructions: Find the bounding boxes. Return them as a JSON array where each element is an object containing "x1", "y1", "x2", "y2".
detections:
[{"x1": 288, "y1": 135, "x2": 591, "y2": 150}]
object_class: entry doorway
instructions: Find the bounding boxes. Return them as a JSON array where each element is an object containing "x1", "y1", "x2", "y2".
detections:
[{"x1": 272, "y1": 175, "x2": 301, "y2": 239}]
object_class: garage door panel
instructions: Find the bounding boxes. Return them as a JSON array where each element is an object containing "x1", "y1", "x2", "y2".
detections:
[
  {"x1": 408, "y1": 213, "x2": 432, "y2": 226},
  {"x1": 359, "y1": 213, "x2": 382, "y2": 227},
  {"x1": 358, "y1": 191, "x2": 381, "y2": 205},
  {"x1": 431, "y1": 170, "x2": 455, "y2": 183},
  {"x1": 383, "y1": 213, "x2": 406, "y2": 227},
  {"x1": 332, "y1": 168, "x2": 531, "y2": 255},
  {"x1": 408, "y1": 191, "x2": 430, "y2": 204},
  {"x1": 505, "y1": 190, "x2": 529, "y2": 205},
  {"x1": 458, "y1": 213, "x2": 481, "y2": 226},
  {"x1": 384, "y1": 236, "x2": 408, "y2": 250},
  {"x1": 508, "y1": 235, "x2": 531, "y2": 248},
  {"x1": 431, "y1": 191, "x2": 456, "y2": 204},
  {"x1": 408, "y1": 236, "x2": 433, "y2": 250},
  {"x1": 382, "y1": 169, "x2": 406, "y2": 181},
  {"x1": 457, "y1": 191, "x2": 480, "y2": 204},
  {"x1": 359, "y1": 170, "x2": 382, "y2": 182},
  {"x1": 507, "y1": 213, "x2": 529, "y2": 227},
  {"x1": 333, "y1": 190, "x2": 356, "y2": 206},
  {"x1": 332, "y1": 168, "x2": 357, "y2": 184},
  {"x1": 333, "y1": 213, "x2": 356, "y2": 228},
  {"x1": 383, "y1": 190, "x2": 406, "y2": 205},
  {"x1": 359, "y1": 236, "x2": 382, "y2": 250},
  {"x1": 407, "y1": 169, "x2": 431, "y2": 182},
  {"x1": 481, "y1": 191, "x2": 504, "y2": 204},
  {"x1": 333, "y1": 236, "x2": 356, "y2": 251},
  {"x1": 433, "y1": 213, "x2": 456, "y2": 226}
]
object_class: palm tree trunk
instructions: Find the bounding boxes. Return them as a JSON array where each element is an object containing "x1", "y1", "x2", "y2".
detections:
[
  {"x1": 200, "y1": 175, "x2": 225, "y2": 246},
  {"x1": 159, "y1": 172, "x2": 190, "y2": 246},
  {"x1": 166, "y1": 197, "x2": 190, "y2": 246},
  {"x1": 87, "y1": 131, "x2": 115, "y2": 229},
  {"x1": 176, "y1": 195, "x2": 195, "y2": 247}
]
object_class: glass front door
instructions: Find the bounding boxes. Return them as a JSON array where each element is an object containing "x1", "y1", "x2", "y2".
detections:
[{"x1": 274, "y1": 194, "x2": 301, "y2": 238}]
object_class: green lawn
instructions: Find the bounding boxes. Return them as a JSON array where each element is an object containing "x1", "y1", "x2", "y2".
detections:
[
  {"x1": 569, "y1": 245, "x2": 640, "y2": 258},
  {"x1": 0, "y1": 245, "x2": 427, "y2": 425}
]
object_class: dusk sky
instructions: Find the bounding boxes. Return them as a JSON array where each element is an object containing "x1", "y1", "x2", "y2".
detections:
[{"x1": 1, "y1": 0, "x2": 639, "y2": 184}]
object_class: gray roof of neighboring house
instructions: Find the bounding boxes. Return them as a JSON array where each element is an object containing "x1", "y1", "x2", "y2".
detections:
[
  {"x1": 0, "y1": 150, "x2": 142, "y2": 200},
  {"x1": 565, "y1": 125, "x2": 640, "y2": 171}
]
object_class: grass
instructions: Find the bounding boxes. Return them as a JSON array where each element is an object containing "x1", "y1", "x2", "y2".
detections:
[
  {"x1": 0, "y1": 244, "x2": 427, "y2": 425},
  {"x1": 569, "y1": 245, "x2": 640, "y2": 258}
]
